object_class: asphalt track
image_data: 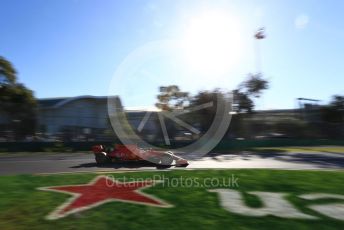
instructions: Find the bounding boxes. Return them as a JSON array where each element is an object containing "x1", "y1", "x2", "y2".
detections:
[{"x1": 0, "y1": 150, "x2": 343, "y2": 175}]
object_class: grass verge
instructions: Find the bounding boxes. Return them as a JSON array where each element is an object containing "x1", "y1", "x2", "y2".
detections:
[
  {"x1": 0, "y1": 169, "x2": 343, "y2": 229},
  {"x1": 251, "y1": 146, "x2": 344, "y2": 154}
]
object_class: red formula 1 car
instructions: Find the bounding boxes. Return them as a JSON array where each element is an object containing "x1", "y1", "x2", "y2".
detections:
[{"x1": 91, "y1": 144, "x2": 189, "y2": 167}]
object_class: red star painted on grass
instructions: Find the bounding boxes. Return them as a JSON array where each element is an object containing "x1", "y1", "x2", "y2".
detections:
[{"x1": 38, "y1": 176, "x2": 172, "y2": 220}]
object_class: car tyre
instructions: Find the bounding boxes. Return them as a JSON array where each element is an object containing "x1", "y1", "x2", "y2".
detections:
[{"x1": 95, "y1": 153, "x2": 108, "y2": 165}]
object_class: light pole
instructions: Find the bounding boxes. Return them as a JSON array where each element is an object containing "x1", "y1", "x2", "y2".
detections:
[
  {"x1": 296, "y1": 98, "x2": 321, "y2": 121},
  {"x1": 254, "y1": 27, "x2": 266, "y2": 74}
]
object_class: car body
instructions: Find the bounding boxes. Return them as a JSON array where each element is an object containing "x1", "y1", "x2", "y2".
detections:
[{"x1": 91, "y1": 144, "x2": 189, "y2": 167}]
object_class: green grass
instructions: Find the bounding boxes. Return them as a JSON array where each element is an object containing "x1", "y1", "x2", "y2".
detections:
[
  {"x1": 0, "y1": 169, "x2": 343, "y2": 229},
  {"x1": 252, "y1": 146, "x2": 344, "y2": 154}
]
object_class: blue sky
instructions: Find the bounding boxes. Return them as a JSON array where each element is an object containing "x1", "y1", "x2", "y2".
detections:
[{"x1": 1, "y1": 0, "x2": 344, "y2": 109}]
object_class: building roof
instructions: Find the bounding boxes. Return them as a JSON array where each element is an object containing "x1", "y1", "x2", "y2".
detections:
[
  {"x1": 38, "y1": 95, "x2": 117, "y2": 109},
  {"x1": 38, "y1": 97, "x2": 69, "y2": 108}
]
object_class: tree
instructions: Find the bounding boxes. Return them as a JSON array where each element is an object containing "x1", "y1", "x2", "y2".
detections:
[
  {"x1": 234, "y1": 73, "x2": 269, "y2": 113},
  {"x1": 0, "y1": 56, "x2": 17, "y2": 85},
  {"x1": 330, "y1": 95, "x2": 344, "y2": 109},
  {"x1": 155, "y1": 85, "x2": 189, "y2": 111},
  {"x1": 187, "y1": 89, "x2": 226, "y2": 133},
  {"x1": 153, "y1": 86, "x2": 190, "y2": 142},
  {"x1": 153, "y1": 74, "x2": 269, "y2": 140},
  {"x1": 232, "y1": 90, "x2": 254, "y2": 113},
  {"x1": 0, "y1": 56, "x2": 37, "y2": 140},
  {"x1": 321, "y1": 95, "x2": 344, "y2": 123},
  {"x1": 186, "y1": 74, "x2": 269, "y2": 138}
]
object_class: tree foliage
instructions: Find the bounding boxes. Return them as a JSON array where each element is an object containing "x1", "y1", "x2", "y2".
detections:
[
  {"x1": 188, "y1": 90, "x2": 223, "y2": 133},
  {"x1": 321, "y1": 95, "x2": 344, "y2": 123},
  {"x1": 155, "y1": 85, "x2": 189, "y2": 111},
  {"x1": 234, "y1": 73, "x2": 269, "y2": 113},
  {"x1": 0, "y1": 56, "x2": 37, "y2": 139},
  {"x1": 154, "y1": 75, "x2": 269, "y2": 137},
  {"x1": 0, "y1": 56, "x2": 17, "y2": 85}
]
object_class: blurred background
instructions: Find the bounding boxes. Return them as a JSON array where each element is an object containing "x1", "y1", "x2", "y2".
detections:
[{"x1": 0, "y1": 0, "x2": 344, "y2": 151}]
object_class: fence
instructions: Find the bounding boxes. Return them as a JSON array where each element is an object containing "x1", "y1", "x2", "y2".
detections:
[
  {"x1": 0, "y1": 109, "x2": 343, "y2": 150},
  {"x1": 1, "y1": 139, "x2": 344, "y2": 153}
]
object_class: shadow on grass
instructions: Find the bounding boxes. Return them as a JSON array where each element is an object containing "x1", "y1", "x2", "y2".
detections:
[
  {"x1": 296, "y1": 147, "x2": 344, "y2": 154},
  {"x1": 207, "y1": 148, "x2": 344, "y2": 168}
]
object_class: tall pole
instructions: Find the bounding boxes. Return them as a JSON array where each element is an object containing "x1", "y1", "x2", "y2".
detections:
[
  {"x1": 253, "y1": 27, "x2": 266, "y2": 114},
  {"x1": 254, "y1": 27, "x2": 266, "y2": 74}
]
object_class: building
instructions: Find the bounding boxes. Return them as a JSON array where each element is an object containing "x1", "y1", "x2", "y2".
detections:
[
  {"x1": 37, "y1": 96, "x2": 119, "y2": 140},
  {"x1": 0, "y1": 95, "x2": 157, "y2": 141},
  {"x1": 36, "y1": 95, "x2": 158, "y2": 141}
]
